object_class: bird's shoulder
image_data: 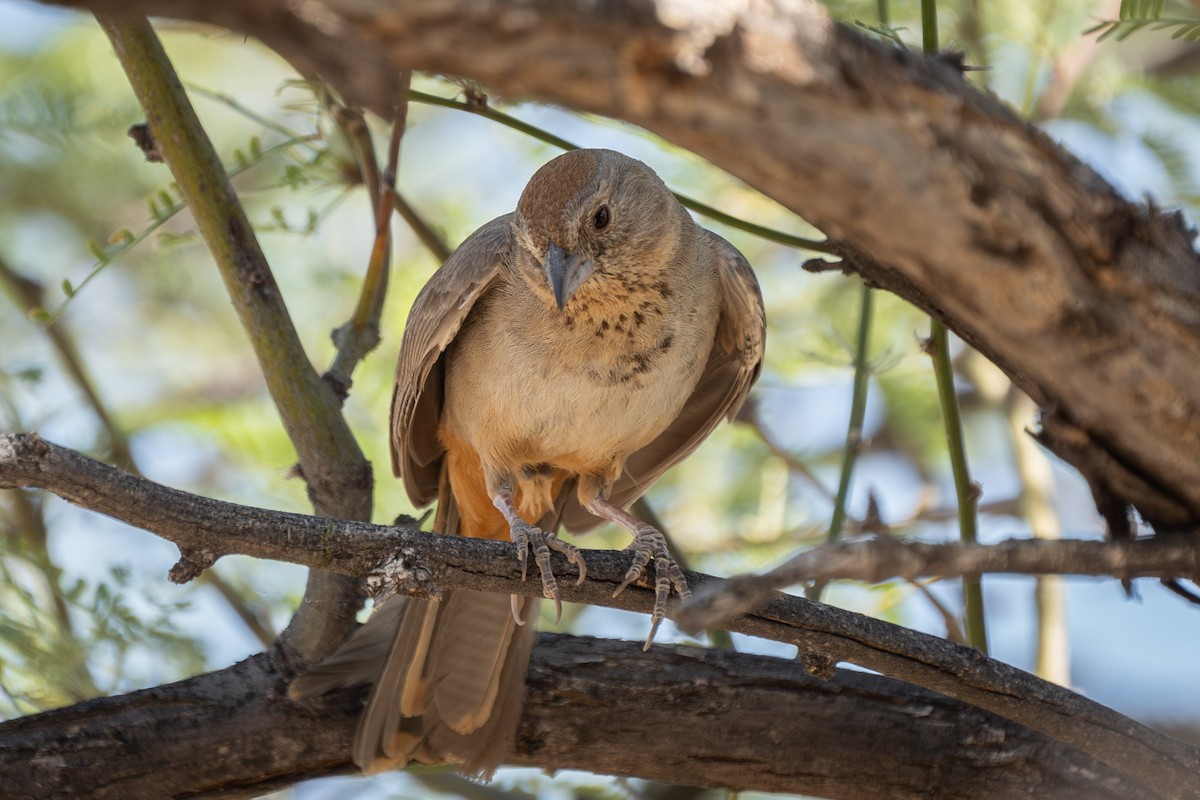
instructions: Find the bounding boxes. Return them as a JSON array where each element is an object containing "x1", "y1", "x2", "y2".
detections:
[
  {"x1": 389, "y1": 214, "x2": 513, "y2": 489},
  {"x1": 704, "y1": 229, "x2": 765, "y2": 376}
]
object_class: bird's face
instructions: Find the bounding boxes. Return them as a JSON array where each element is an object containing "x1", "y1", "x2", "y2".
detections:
[{"x1": 513, "y1": 149, "x2": 680, "y2": 311}]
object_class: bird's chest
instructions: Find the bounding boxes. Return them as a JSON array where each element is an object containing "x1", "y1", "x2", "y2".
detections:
[{"x1": 446, "y1": 280, "x2": 716, "y2": 473}]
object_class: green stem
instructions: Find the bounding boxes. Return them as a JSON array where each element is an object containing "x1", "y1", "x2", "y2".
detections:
[
  {"x1": 929, "y1": 322, "x2": 988, "y2": 653},
  {"x1": 406, "y1": 89, "x2": 833, "y2": 253},
  {"x1": 922, "y1": 0, "x2": 986, "y2": 653},
  {"x1": 921, "y1": 0, "x2": 939, "y2": 53},
  {"x1": 98, "y1": 16, "x2": 369, "y2": 659},
  {"x1": 808, "y1": 280, "x2": 874, "y2": 602}
]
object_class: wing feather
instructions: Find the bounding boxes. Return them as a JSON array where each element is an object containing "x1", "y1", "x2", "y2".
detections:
[{"x1": 390, "y1": 215, "x2": 513, "y2": 506}]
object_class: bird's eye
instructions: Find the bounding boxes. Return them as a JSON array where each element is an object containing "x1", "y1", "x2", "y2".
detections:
[{"x1": 593, "y1": 205, "x2": 611, "y2": 230}]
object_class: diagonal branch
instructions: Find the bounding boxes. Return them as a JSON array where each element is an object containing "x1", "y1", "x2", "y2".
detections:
[
  {"x1": 96, "y1": 15, "x2": 372, "y2": 660},
  {"x1": 2, "y1": 431, "x2": 1198, "y2": 796}
]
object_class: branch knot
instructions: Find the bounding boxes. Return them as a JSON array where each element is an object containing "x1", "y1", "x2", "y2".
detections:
[{"x1": 169, "y1": 547, "x2": 218, "y2": 583}]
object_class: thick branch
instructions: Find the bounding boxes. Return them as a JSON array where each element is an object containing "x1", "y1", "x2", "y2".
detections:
[
  {"x1": 0, "y1": 636, "x2": 1161, "y2": 800},
  {"x1": 678, "y1": 534, "x2": 1200, "y2": 632},
  {"x1": 3, "y1": 432, "x2": 1198, "y2": 796}
]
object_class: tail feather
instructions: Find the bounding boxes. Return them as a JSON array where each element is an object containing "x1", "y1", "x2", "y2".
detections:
[
  {"x1": 290, "y1": 450, "x2": 563, "y2": 777},
  {"x1": 287, "y1": 598, "x2": 407, "y2": 700}
]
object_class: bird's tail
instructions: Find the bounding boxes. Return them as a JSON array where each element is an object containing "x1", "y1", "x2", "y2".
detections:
[{"x1": 289, "y1": 443, "x2": 547, "y2": 777}]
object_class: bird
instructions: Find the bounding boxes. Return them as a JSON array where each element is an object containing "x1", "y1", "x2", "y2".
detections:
[{"x1": 289, "y1": 148, "x2": 765, "y2": 776}]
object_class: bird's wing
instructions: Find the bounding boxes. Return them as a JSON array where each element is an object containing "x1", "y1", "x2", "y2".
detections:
[
  {"x1": 562, "y1": 230, "x2": 766, "y2": 531},
  {"x1": 390, "y1": 214, "x2": 513, "y2": 507}
]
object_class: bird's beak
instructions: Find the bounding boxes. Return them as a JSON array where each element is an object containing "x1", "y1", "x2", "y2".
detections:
[{"x1": 543, "y1": 242, "x2": 595, "y2": 311}]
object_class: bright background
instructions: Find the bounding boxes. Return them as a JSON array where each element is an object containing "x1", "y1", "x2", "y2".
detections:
[{"x1": 1, "y1": 1, "x2": 1199, "y2": 797}]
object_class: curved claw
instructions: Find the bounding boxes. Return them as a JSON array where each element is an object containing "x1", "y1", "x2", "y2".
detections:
[
  {"x1": 614, "y1": 526, "x2": 691, "y2": 648},
  {"x1": 571, "y1": 551, "x2": 588, "y2": 587},
  {"x1": 544, "y1": 529, "x2": 586, "y2": 587},
  {"x1": 510, "y1": 521, "x2": 582, "y2": 623},
  {"x1": 643, "y1": 616, "x2": 663, "y2": 652}
]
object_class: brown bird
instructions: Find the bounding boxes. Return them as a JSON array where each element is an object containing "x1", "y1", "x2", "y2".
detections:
[{"x1": 290, "y1": 148, "x2": 764, "y2": 775}]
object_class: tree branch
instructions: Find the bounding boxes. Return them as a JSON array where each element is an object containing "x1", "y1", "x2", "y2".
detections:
[
  {"x1": 0, "y1": 636, "x2": 1163, "y2": 800},
  {"x1": 96, "y1": 15, "x2": 372, "y2": 660},
  {"x1": 677, "y1": 534, "x2": 1200, "y2": 631},
  {"x1": 2, "y1": 432, "x2": 1198, "y2": 796},
  {"x1": 324, "y1": 78, "x2": 410, "y2": 399}
]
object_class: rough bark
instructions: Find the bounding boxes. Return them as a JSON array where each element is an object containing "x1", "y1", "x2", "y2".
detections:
[
  {"x1": 43, "y1": 0, "x2": 1200, "y2": 534},
  {"x1": 0, "y1": 635, "x2": 1159, "y2": 800}
]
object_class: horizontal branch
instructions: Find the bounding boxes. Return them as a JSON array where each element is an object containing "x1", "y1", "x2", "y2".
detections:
[
  {"x1": 2, "y1": 432, "x2": 1198, "y2": 796},
  {"x1": 0, "y1": 636, "x2": 1161, "y2": 799},
  {"x1": 677, "y1": 534, "x2": 1200, "y2": 632}
]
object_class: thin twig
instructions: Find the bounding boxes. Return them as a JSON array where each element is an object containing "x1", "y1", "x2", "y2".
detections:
[
  {"x1": 394, "y1": 191, "x2": 451, "y2": 262},
  {"x1": 324, "y1": 74, "x2": 412, "y2": 399},
  {"x1": 809, "y1": 279, "x2": 874, "y2": 601},
  {"x1": 406, "y1": 89, "x2": 833, "y2": 253},
  {"x1": 906, "y1": 579, "x2": 968, "y2": 645},
  {"x1": 676, "y1": 532, "x2": 1200, "y2": 633},
  {"x1": 739, "y1": 402, "x2": 837, "y2": 504},
  {"x1": 1008, "y1": 388, "x2": 1070, "y2": 682},
  {"x1": 0, "y1": 258, "x2": 136, "y2": 472},
  {"x1": 1031, "y1": 0, "x2": 1122, "y2": 120},
  {"x1": 921, "y1": 0, "x2": 986, "y2": 655},
  {"x1": 927, "y1": 321, "x2": 987, "y2": 653}
]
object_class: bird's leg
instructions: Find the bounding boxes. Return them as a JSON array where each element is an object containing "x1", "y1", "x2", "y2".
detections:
[
  {"x1": 492, "y1": 482, "x2": 585, "y2": 623},
  {"x1": 585, "y1": 496, "x2": 691, "y2": 649}
]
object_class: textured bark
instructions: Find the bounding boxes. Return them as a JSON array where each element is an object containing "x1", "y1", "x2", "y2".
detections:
[
  {"x1": 0, "y1": 636, "x2": 1158, "y2": 800},
  {"x1": 44, "y1": 0, "x2": 1200, "y2": 533}
]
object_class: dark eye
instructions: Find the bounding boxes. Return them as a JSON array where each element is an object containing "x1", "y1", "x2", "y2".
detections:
[{"x1": 593, "y1": 205, "x2": 610, "y2": 230}]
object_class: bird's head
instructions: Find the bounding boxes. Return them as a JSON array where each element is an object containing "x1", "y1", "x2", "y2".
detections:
[{"x1": 513, "y1": 149, "x2": 682, "y2": 311}]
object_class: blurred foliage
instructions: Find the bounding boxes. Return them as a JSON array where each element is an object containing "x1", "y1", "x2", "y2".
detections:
[{"x1": 1, "y1": 0, "x2": 1200, "y2": 797}]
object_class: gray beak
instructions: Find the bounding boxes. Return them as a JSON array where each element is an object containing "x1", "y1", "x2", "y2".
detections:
[{"x1": 543, "y1": 242, "x2": 595, "y2": 311}]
